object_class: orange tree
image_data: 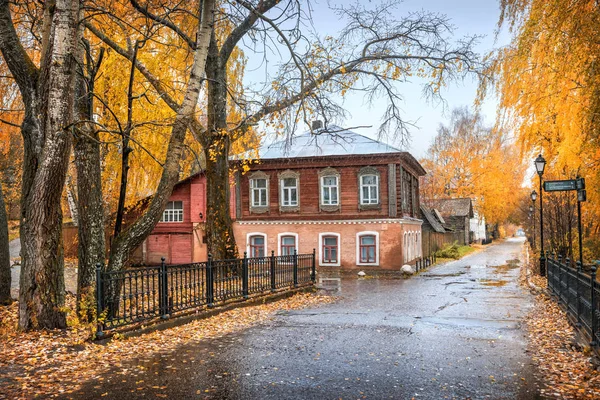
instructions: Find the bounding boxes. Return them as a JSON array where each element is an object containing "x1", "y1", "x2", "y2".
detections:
[
  {"x1": 486, "y1": 0, "x2": 600, "y2": 259},
  {"x1": 420, "y1": 107, "x2": 526, "y2": 227}
]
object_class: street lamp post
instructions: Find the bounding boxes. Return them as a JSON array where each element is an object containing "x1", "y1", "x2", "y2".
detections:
[
  {"x1": 529, "y1": 197, "x2": 535, "y2": 249},
  {"x1": 535, "y1": 154, "x2": 547, "y2": 276}
]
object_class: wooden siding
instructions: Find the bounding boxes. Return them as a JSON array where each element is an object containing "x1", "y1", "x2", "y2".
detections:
[{"x1": 239, "y1": 164, "x2": 390, "y2": 220}]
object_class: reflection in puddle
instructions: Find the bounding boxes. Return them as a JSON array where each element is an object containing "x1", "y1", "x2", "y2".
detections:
[
  {"x1": 479, "y1": 279, "x2": 509, "y2": 287},
  {"x1": 318, "y1": 277, "x2": 342, "y2": 292}
]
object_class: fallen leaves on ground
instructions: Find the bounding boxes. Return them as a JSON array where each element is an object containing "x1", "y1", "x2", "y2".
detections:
[
  {"x1": 0, "y1": 292, "x2": 334, "y2": 399},
  {"x1": 522, "y1": 249, "x2": 600, "y2": 399}
]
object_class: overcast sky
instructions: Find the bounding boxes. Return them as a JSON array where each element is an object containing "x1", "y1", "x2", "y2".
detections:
[{"x1": 242, "y1": 0, "x2": 511, "y2": 159}]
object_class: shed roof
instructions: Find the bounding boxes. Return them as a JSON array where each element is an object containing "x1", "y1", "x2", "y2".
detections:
[
  {"x1": 259, "y1": 125, "x2": 403, "y2": 159},
  {"x1": 420, "y1": 205, "x2": 446, "y2": 233},
  {"x1": 432, "y1": 198, "x2": 474, "y2": 219}
]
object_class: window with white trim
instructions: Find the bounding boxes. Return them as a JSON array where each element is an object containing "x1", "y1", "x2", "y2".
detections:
[
  {"x1": 249, "y1": 235, "x2": 266, "y2": 258},
  {"x1": 281, "y1": 177, "x2": 298, "y2": 206},
  {"x1": 160, "y1": 201, "x2": 183, "y2": 222},
  {"x1": 250, "y1": 177, "x2": 268, "y2": 207},
  {"x1": 280, "y1": 235, "x2": 296, "y2": 256},
  {"x1": 360, "y1": 175, "x2": 379, "y2": 205},
  {"x1": 356, "y1": 231, "x2": 379, "y2": 265},
  {"x1": 359, "y1": 235, "x2": 376, "y2": 263},
  {"x1": 322, "y1": 236, "x2": 338, "y2": 264},
  {"x1": 321, "y1": 176, "x2": 339, "y2": 206}
]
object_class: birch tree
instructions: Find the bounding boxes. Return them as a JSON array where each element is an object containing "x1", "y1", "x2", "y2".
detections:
[
  {"x1": 0, "y1": 180, "x2": 9, "y2": 305},
  {"x1": 0, "y1": 0, "x2": 80, "y2": 328}
]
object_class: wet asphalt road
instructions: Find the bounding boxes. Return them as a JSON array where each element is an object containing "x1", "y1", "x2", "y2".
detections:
[{"x1": 70, "y1": 238, "x2": 541, "y2": 399}]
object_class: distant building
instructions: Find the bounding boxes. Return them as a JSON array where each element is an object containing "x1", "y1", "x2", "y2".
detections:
[{"x1": 428, "y1": 198, "x2": 475, "y2": 245}]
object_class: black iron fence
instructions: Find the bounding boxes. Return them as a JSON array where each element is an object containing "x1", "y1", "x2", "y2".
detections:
[
  {"x1": 414, "y1": 254, "x2": 436, "y2": 272},
  {"x1": 96, "y1": 250, "x2": 316, "y2": 337},
  {"x1": 547, "y1": 254, "x2": 600, "y2": 346}
]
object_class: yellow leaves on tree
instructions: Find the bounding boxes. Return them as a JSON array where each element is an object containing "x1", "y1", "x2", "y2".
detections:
[{"x1": 488, "y1": 0, "x2": 600, "y2": 250}]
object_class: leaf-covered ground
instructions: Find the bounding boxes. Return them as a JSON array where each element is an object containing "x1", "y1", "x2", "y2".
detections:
[
  {"x1": 522, "y1": 254, "x2": 600, "y2": 399},
  {"x1": 0, "y1": 292, "x2": 333, "y2": 399}
]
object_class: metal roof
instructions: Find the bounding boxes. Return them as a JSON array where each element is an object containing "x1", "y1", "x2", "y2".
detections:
[{"x1": 259, "y1": 125, "x2": 403, "y2": 159}]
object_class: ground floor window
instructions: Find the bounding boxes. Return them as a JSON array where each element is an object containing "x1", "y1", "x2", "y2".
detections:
[
  {"x1": 322, "y1": 236, "x2": 338, "y2": 264},
  {"x1": 281, "y1": 235, "x2": 296, "y2": 256},
  {"x1": 249, "y1": 234, "x2": 266, "y2": 257},
  {"x1": 359, "y1": 235, "x2": 376, "y2": 263},
  {"x1": 356, "y1": 231, "x2": 379, "y2": 265}
]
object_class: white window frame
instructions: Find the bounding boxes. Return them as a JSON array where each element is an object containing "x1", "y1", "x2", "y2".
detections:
[
  {"x1": 246, "y1": 232, "x2": 267, "y2": 258},
  {"x1": 277, "y1": 232, "x2": 299, "y2": 256},
  {"x1": 250, "y1": 178, "x2": 269, "y2": 207},
  {"x1": 280, "y1": 177, "x2": 298, "y2": 207},
  {"x1": 160, "y1": 200, "x2": 184, "y2": 223},
  {"x1": 356, "y1": 231, "x2": 380, "y2": 266},
  {"x1": 318, "y1": 232, "x2": 341, "y2": 267},
  {"x1": 359, "y1": 175, "x2": 379, "y2": 205},
  {"x1": 320, "y1": 175, "x2": 339, "y2": 206}
]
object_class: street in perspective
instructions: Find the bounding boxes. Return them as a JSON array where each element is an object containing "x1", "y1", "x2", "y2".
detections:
[{"x1": 68, "y1": 238, "x2": 541, "y2": 399}]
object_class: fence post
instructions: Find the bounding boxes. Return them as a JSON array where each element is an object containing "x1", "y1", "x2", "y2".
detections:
[
  {"x1": 243, "y1": 252, "x2": 249, "y2": 299},
  {"x1": 270, "y1": 250, "x2": 276, "y2": 292},
  {"x1": 95, "y1": 263, "x2": 104, "y2": 339},
  {"x1": 311, "y1": 248, "x2": 316, "y2": 283},
  {"x1": 576, "y1": 260, "x2": 582, "y2": 327},
  {"x1": 207, "y1": 254, "x2": 214, "y2": 307},
  {"x1": 591, "y1": 266, "x2": 597, "y2": 347},
  {"x1": 563, "y1": 258, "x2": 570, "y2": 302},
  {"x1": 293, "y1": 249, "x2": 298, "y2": 287},
  {"x1": 555, "y1": 254, "x2": 562, "y2": 296},
  {"x1": 159, "y1": 257, "x2": 169, "y2": 319}
]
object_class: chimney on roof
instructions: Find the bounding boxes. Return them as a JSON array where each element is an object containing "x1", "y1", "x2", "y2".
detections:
[{"x1": 311, "y1": 120, "x2": 323, "y2": 132}]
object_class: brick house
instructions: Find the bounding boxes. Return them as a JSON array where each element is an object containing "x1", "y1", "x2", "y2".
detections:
[{"x1": 138, "y1": 125, "x2": 426, "y2": 270}]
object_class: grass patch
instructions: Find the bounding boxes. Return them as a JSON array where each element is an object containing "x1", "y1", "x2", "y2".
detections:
[{"x1": 435, "y1": 242, "x2": 475, "y2": 260}]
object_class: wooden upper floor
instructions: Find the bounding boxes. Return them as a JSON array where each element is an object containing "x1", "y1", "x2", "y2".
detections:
[{"x1": 233, "y1": 152, "x2": 425, "y2": 221}]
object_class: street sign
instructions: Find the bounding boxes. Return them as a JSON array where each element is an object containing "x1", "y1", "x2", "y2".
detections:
[
  {"x1": 577, "y1": 177, "x2": 586, "y2": 190},
  {"x1": 543, "y1": 179, "x2": 578, "y2": 192},
  {"x1": 578, "y1": 189, "x2": 587, "y2": 202}
]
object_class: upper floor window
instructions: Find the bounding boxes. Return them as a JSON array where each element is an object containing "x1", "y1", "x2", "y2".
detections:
[
  {"x1": 249, "y1": 171, "x2": 269, "y2": 213},
  {"x1": 251, "y1": 178, "x2": 268, "y2": 206},
  {"x1": 160, "y1": 201, "x2": 183, "y2": 222},
  {"x1": 358, "y1": 166, "x2": 381, "y2": 209},
  {"x1": 318, "y1": 168, "x2": 341, "y2": 212},
  {"x1": 278, "y1": 170, "x2": 300, "y2": 211},
  {"x1": 401, "y1": 167, "x2": 417, "y2": 217},
  {"x1": 321, "y1": 176, "x2": 339, "y2": 205},
  {"x1": 360, "y1": 175, "x2": 379, "y2": 204},
  {"x1": 281, "y1": 178, "x2": 298, "y2": 206}
]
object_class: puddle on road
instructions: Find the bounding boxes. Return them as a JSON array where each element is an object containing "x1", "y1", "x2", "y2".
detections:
[
  {"x1": 478, "y1": 279, "x2": 509, "y2": 287},
  {"x1": 422, "y1": 271, "x2": 466, "y2": 278},
  {"x1": 417, "y1": 316, "x2": 520, "y2": 329}
]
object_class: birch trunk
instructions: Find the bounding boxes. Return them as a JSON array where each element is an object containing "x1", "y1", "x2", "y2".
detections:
[
  {"x1": 107, "y1": 0, "x2": 215, "y2": 272},
  {"x1": 66, "y1": 173, "x2": 78, "y2": 225},
  {"x1": 0, "y1": 180, "x2": 10, "y2": 305},
  {"x1": 0, "y1": 0, "x2": 80, "y2": 329}
]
